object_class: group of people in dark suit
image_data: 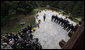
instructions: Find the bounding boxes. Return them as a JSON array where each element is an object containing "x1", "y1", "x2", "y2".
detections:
[{"x1": 51, "y1": 15, "x2": 79, "y2": 32}]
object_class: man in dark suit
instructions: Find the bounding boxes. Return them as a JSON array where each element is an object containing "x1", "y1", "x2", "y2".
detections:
[
  {"x1": 51, "y1": 15, "x2": 55, "y2": 22},
  {"x1": 43, "y1": 14, "x2": 46, "y2": 21}
]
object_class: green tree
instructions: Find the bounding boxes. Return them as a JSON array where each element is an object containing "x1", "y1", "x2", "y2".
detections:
[{"x1": 71, "y1": 1, "x2": 84, "y2": 17}]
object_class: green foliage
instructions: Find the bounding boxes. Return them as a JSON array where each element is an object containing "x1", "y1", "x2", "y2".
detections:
[
  {"x1": 1, "y1": 1, "x2": 39, "y2": 27},
  {"x1": 72, "y1": 1, "x2": 84, "y2": 17}
]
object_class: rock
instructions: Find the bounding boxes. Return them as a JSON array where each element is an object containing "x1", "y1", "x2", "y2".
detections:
[{"x1": 20, "y1": 22, "x2": 25, "y2": 26}]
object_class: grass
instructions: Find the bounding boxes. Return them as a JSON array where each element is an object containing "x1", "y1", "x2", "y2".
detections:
[
  {"x1": 1, "y1": 9, "x2": 36, "y2": 36},
  {"x1": 1, "y1": 8, "x2": 38, "y2": 44}
]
